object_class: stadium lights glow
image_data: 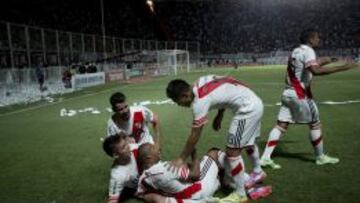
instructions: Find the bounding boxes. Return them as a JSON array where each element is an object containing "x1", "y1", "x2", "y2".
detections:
[{"x1": 146, "y1": 0, "x2": 155, "y2": 13}]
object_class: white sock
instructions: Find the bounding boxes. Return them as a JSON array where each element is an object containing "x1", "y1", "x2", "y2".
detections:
[
  {"x1": 246, "y1": 144, "x2": 262, "y2": 173},
  {"x1": 309, "y1": 129, "x2": 323, "y2": 157},
  {"x1": 262, "y1": 127, "x2": 283, "y2": 159},
  {"x1": 226, "y1": 155, "x2": 246, "y2": 196}
]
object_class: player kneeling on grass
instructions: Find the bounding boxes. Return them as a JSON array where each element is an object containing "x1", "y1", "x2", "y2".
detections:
[
  {"x1": 103, "y1": 131, "x2": 164, "y2": 203},
  {"x1": 103, "y1": 133, "x2": 141, "y2": 203},
  {"x1": 136, "y1": 144, "x2": 272, "y2": 203},
  {"x1": 107, "y1": 92, "x2": 160, "y2": 146}
]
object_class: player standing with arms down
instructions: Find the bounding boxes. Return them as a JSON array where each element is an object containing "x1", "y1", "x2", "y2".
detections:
[{"x1": 260, "y1": 29, "x2": 359, "y2": 169}]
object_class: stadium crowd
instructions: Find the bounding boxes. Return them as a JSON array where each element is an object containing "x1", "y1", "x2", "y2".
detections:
[{"x1": 0, "y1": 0, "x2": 358, "y2": 54}]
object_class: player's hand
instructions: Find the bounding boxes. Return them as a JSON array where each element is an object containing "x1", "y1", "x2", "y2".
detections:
[
  {"x1": 321, "y1": 56, "x2": 332, "y2": 64},
  {"x1": 167, "y1": 157, "x2": 186, "y2": 173},
  {"x1": 191, "y1": 149, "x2": 197, "y2": 160},
  {"x1": 212, "y1": 115, "x2": 222, "y2": 131}
]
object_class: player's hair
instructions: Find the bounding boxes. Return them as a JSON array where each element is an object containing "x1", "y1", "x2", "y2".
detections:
[
  {"x1": 166, "y1": 79, "x2": 190, "y2": 101},
  {"x1": 102, "y1": 133, "x2": 127, "y2": 157},
  {"x1": 110, "y1": 92, "x2": 126, "y2": 112},
  {"x1": 299, "y1": 28, "x2": 318, "y2": 44},
  {"x1": 137, "y1": 143, "x2": 153, "y2": 171}
]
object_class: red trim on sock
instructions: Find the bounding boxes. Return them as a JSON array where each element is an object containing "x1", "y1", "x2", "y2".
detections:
[
  {"x1": 267, "y1": 140, "x2": 278, "y2": 147},
  {"x1": 311, "y1": 136, "x2": 322, "y2": 146},
  {"x1": 246, "y1": 148, "x2": 254, "y2": 155},
  {"x1": 231, "y1": 162, "x2": 243, "y2": 176}
]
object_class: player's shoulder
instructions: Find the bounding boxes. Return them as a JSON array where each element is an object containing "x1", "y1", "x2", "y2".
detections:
[
  {"x1": 111, "y1": 164, "x2": 131, "y2": 179},
  {"x1": 130, "y1": 105, "x2": 151, "y2": 114},
  {"x1": 129, "y1": 143, "x2": 139, "y2": 151},
  {"x1": 130, "y1": 105, "x2": 143, "y2": 112},
  {"x1": 107, "y1": 116, "x2": 115, "y2": 124},
  {"x1": 300, "y1": 44, "x2": 315, "y2": 53}
]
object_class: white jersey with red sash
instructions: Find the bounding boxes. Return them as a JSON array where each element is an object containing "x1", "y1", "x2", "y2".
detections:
[
  {"x1": 108, "y1": 144, "x2": 140, "y2": 202},
  {"x1": 107, "y1": 106, "x2": 155, "y2": 145},
  {"x1": 137, "y1": 156, "x2": 220, "y2": 202},
  {"x1": 277, "y1": 44, "x2": 320, "y2": 124},
  {"x1": 284, "y1": 44, "x2": 319, "y2": 99},
  {"x1": 191, "y1": 75, "x2": 261, "y2": 128}
]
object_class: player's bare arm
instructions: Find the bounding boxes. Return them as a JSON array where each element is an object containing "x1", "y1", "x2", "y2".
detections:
[
  {"x1": 318, "y1": 57, "x2": 334, "y2": 66},
  {"x1": 152, "y1": 113, "x2": 161, "y2": 152},
  {"x1": 187, "y1": 149, "x2": 200, "y2": 181},
  {"x1": 180, "y1": 126, "x2": 204, "y2": 161},
  {"x1": 169, "y1": 126, "x2": 204, "y2": 172},
  {"x1": 213, "y1": 109, "x2": 225, "y2": 131},
  {"x1": 309, "y1": 62, "x2": 359, "y2": 76}
]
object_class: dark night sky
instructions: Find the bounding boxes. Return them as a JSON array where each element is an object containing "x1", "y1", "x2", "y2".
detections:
[{"x1": 0, "y1": 0, "x2": 159, "y2": 38}]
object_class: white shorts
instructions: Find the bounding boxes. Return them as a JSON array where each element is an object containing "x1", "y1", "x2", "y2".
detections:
[
  {"x1": 277, "y1": 95, "x2": 320, "y2": 124},
  {"x1": 226, "y1": 98, "x2": 263, "y2": 148}
]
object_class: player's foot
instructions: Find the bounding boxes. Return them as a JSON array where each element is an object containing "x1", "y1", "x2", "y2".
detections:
[
  {"x1": 207, "y1": 197, "x2": 221, "y2": 203},
  {"x1": 219, "y1": 192, "x2": 248, "y2": 203},
  {"x1": 245, "y1": 171, "x2": 267, "y2": 189},
  {"x1": 260, "y1": 157, "x2": 281, "y2": 169},
  {"x1": 316, "y1": 154, "x2": 339, "y2": 165},
  {"x1": 247, "y1": 185, "x2": 272, "y2": 200}
]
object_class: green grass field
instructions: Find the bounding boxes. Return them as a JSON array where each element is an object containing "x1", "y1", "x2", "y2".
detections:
[{"x1": 1, "y1": 65, "x2": 360, "y2": 203}]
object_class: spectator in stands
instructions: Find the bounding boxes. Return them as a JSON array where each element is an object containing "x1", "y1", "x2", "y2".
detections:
[
  {"x1": 35, "y1": 62, "x2": 46, "y2": 91},
  {"x1": 62, "y1": 69, "x2": 72, "y2": 88}
]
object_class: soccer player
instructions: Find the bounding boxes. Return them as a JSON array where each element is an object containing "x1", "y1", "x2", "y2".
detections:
[
  {"x1": 107, "y1": 92, "x2": 160, "y2": 146},
  {"x1": 102, "y1": 133, "x2": 141, "y2": 203},
  {"x1": 166, "y1": 75, "x2": 267, "y2": 203},
  {"x1": 260, "y1": 29, "x2": 360, "y2": 169},
  {"x1": 136, "y1": 144, "x2": 272, "y2": 203}
]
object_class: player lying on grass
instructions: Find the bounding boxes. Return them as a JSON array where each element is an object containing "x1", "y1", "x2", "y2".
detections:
[
  {"x1": 136, "y1": 143, "x2": 272, "y2": 203},
  {"x1": 107, "y1": 92, "x2": 160, "y2": 146}
]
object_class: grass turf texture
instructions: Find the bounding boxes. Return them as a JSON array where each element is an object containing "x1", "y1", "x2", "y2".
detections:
[{"x1": 0, "y1": 65, "x2": 360, "y2": 203}]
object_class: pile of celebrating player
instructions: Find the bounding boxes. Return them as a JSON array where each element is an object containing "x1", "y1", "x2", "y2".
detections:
[{"x1": 102, "y1": 29, "x2": 359, "y2": 203}]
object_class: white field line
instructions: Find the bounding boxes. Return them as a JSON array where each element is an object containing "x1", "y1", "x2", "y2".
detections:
[
  {"x1": 1, "y1": 79, "x2": 360, "y2": 117},
  {"x1": 0, "y1": 84, "x2": 137, "y2": 117}
]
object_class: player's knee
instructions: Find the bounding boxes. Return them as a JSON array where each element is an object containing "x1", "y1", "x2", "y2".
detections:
[
  {"x1": 225, "y1": 147, "x2": 242, "y2": 157},
  {"x1": 309, "y1": 121, "x2": 321, "y2": 130},
  {"x1": 207, "y1": 147, "x2": 221, "y2": 160},
  {"x1": 276, "y1": 121, "x2": 289, "y2": 131}
]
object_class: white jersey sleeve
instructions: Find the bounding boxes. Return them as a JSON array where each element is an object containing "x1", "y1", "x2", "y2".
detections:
[
  {"x1": 107, "y1": 118, "x2": 120, "y2": 137},
  {"x1": 142, "y1": 106, "x2": 157, "y2": 124},
  {"x1": 108, "y1": 167, "x2": 126, "y2": 201},
  {"x1": 192, "y1": 100, "x2": 210, "y2": 128},
  {"x1": 304, "y1": 47, "x2": 318, "y2": 68}
]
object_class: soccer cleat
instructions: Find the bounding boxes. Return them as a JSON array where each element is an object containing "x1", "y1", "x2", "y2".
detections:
[
  {"x1": 245, "y1": 171, "x2": 267, "y2": 189},
  {"x1": 207, "y1": 197, "x2": 221, "y2": 203},
  {"x1": 316, "y1": 154, "x2": 340, "y2": 165},
  {"x1": 247, "y1": 186, "x2": 272, "y2": 200},
  {"x1": 260, "y1": 157, "x2": 281, "y2": 169},
  {"x1": 219, "y1": 192, "x2": 248, "y2": 203}
]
